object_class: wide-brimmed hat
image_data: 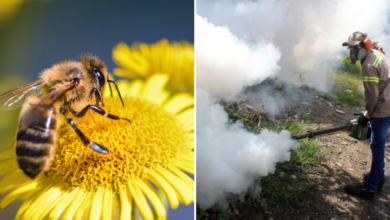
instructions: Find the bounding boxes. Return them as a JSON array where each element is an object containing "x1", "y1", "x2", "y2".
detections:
[{"x1": 342, "y1": 31, "x2": 367, "y2": 46}]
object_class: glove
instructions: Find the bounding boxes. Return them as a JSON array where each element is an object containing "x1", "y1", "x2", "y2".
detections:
[{"x1": 357, "y1": 114, "x2": 370, "y2": 126}]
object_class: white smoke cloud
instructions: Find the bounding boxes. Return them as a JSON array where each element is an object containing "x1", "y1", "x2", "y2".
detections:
[
  {"x1": 196, "y1": 14, "x2": 298, "y2": 210},
  {"x1": 196, "y1": 16, "x2": 281, "y2": 101},
  {"x1": 196, "y1": 89, "x2": 299, "y2": 209},
  {"x1": 197, "y1": 0, "x2": 390, "y2": 91},
  {"x1": 196, "y1": 0, "x2": 390, "y2": 210}
]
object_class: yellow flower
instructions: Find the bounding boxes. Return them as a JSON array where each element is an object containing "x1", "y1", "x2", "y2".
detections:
[
  {"x1": 0, "y1": 0, "x2": 25, "y2": 27},
  {"x1": 0, "y1": 73, "x2": 194, "y2": 220},
  {"x1": 113, "y1": 39, "x2": 194, "y2": 95}
]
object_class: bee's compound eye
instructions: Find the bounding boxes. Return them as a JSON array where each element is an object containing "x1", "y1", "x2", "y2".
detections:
[
  {"x1": 71, "y1": 78, "x2": 80, "y2": 85},
  {"x1": 92, "y1": 68, "x2": 105, "y2": 88}
]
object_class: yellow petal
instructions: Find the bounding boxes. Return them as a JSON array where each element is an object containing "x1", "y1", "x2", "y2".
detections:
[
  {"x1": 143, "y1": 180, "x2": 170, "y2": 213},
  {"x1": 187, "y1": 141, "x2": 194, "y2": 150},
  {"x1": 183, "y1": 123, "x2": 194, "y2": 132},
  {"x1": 1, "y1": 180, "x2": 38, "y2": 208},
  {"x1": 140, "y1": 73, "x2": 169, "y2": 102},
  {"x1": 135, "y1": 179, "x2": 166, "y2": 220},
  {"x1": 138, "y1": 43, "x2": 151, "y2": 60},
  {"x1": 0, "y1": 148, "x2": 14, "y2": 160},
  {"x1": 112, "y1": 42, "x2": 132, "y2": 68},
  {"x1": 147, "y1": 171, "x2": 179, "y2": 209},
  {"x1": 74, "y1": 192, "x2": 93, "y2": 220},
  {"x1": 113, "y1": 42, "x2": 150, "y2": 76},
  {"x1": 37, "y1": 188, "x2": 72, "y2": 220},
  {"x1": 113, "y1": 68, "x2": 142, "y2": 79},
  {"x1": 187, "y1": 133, "x2": 194, "y2": 141},
  {"x1": 63, "y1": 191, "x2": 91, "y2": 220},
  {"x1": 176, "y1": 108, "x2": 194, "y2": 129},
  {"x1": 0, "y1": 158, "x2": 18, "y2": 174},
  {"x1": 89, "y1": 187, "x2": 104, "y2": 220},
  {"x1": 173, "y1": 162, "x2": 194, "y2": 175},
  {"x1": 49, "y1": 187, "x2": 80, "y2": 220},
  {"x1": 15, "y1": 184, "x2": 48, "y2": 220},
  {"x1": 125, "y1": 50, "x2": 151, "y2": 77},
  {"x1": 156, "y1": 168, "x2": 193, "y2": 205},
  {"x1": 128, "y1": 180, "x2": 153, "y2": 220},
  {"x1": 152, "y1": 90, "x2": 170, "y2": 106},
  {"x1": 101, "y1": 187, "x2": 113, "y2": 220},
  {"x1": 115, "y1": 80, "x2": 132, "y2": 97},
  {"x1": 23, "y1": 184, "x2": 63, "y2": 220},
  {"x1": 163, "y1": 94, "x2": 194, "y2": 115},
  {"x1": 178, "y1": 160, "x2": 194, "y2": 169},
  {"x1": 150, "y1": 45, "x2": 160, "y2": 73},
  {"x1": 143, "y1": 179, "x2": 157, "y2": 192},
  {"x1": 127, "y1": 79, "x2": 145, "y2": 98},
  {"x1": 177, "y1": 108, "x2": 195, "y2": 131},
  {"x1": 0, "y1": 170, "x2": 30, "y2": 193},
  {"x1": 183, "y1": 152, "x2": 194, "y2": 162},
  {"x1": 170, "y1": 166, "x2": 194, "y2": 191},
  {"x1": 117, "y1": 79, "x2": 143, "y2": 98},
  {"x1": 113, "y1": 39, "x2": 194, "y2": 95},
  {"x1": 119, "y1": 186, "x2": 132, "y2": 220}
]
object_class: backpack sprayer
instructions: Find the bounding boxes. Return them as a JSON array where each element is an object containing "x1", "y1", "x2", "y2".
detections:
[{"x1": 291, "y1": 113, "x2": 370, "y2": 140}]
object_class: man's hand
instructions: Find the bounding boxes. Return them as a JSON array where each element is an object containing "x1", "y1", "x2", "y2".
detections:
[{"x1": 358, "y1": 114, "x2": 370, "y2": 126}]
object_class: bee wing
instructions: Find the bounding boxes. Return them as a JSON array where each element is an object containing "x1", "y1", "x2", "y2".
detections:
[
  {"x1": 0, "y1": 80, "x2": 45, "y2": 110},
  {"x1": 19, "y1": 82, "x2": 75, "y2": 130},
  {"x1": 37, "y1": 81, "x2": 75, "y2": 106}
]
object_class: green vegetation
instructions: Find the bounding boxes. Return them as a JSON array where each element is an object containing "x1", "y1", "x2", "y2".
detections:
[
  {"x1": 327, "y1": 58, "x2": 364, "y2": 106},
  {"x1": 291, "y1": 139, "x2": 324, "y2": 165},
  {"x1": 274, "y1": 120, "x2": 308, "y2": 135},
  {"x1": 257, "y1": 121, "x2": 324, "y2": 213},
  {"x1": 259, "y1": 167, "x2": 310, "y2": 209},
  {"x1": 274, "y1": 120, "x2": 324, "y2": 165},
  {"x1": 338, "y1": 57, "x2": 362, "y2": 74}
]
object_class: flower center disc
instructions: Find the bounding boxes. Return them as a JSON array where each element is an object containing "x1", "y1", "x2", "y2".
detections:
[{"x1": 51, "y1": 97, "x2": 189, "y2": 190}]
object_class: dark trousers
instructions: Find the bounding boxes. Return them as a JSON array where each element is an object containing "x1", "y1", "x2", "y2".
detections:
[{"x1": 364, "y1": 117, "x2": 389, "y2": 191}]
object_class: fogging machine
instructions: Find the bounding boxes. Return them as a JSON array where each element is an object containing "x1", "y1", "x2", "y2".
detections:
[{"x1": 291, "y1": 113, "x2": 370, "y2": 140}]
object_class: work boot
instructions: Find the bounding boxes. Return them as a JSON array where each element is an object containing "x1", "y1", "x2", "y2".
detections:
[
  {"x1": 345, "y1": 184, "x2": 375, "y2": 200},
  {"x1": 363, "y1": 172, "x2": 385, "y2": 191}
]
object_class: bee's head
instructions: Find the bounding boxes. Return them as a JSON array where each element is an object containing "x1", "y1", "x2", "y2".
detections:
[{"x1": 79, "y1": 54, "x2": 107, "y2": 107}]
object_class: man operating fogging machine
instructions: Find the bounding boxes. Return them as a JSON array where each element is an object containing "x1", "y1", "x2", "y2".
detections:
[{"x1": 342, "y1": 31, "x2": 389, "y2": 199}]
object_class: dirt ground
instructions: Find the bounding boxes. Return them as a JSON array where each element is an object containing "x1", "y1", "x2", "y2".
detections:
[
  {"x1": 285, "y1": 94, "x2": 390, "y2": 220},
  {"x1": 222, "y1": 84, "x2": 390, "y2": 220}
]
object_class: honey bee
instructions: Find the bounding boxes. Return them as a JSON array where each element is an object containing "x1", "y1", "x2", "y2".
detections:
[{"x1": 0, "y1": 55, "x2": 131, "y2": 179}]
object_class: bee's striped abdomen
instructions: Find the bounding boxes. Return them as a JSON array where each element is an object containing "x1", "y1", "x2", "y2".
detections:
[
  {"x1": 16, "y1": 127, "x2": 54, "y2": 155},
  {"x1": 17, "y1": 125, "x2": 54, "y2": 142},
  {"x1": 17, "y1": 103, "x2": 58, "y2": 179}
]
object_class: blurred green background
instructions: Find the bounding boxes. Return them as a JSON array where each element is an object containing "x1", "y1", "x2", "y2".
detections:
[{"x1": 0, "y1": 0, "x2": 194, "y2": 219}]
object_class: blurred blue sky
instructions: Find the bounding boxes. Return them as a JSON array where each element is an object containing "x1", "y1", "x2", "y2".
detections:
[
  {"x1": 0, "y1": 0, "x2": 194, "y2": 219},
  {"x1": 0, "y1": 0, "x2": 194, "y2": 81}
]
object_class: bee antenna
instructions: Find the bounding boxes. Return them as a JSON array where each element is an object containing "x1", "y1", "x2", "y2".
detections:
[
  {"x1": 107, "y1": 77, "x2": 113, "y2": 97},
  {"x1": 107, "y1": 80, "x2": 124, "y2": 107}
]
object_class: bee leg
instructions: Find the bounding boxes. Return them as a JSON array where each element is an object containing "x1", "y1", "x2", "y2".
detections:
[
  {"x1": 75, "y1": 105, "x2": 132, "y2": 123},
  {"x1": 65, "y1": 118, "x2": 124, "y2": 160},
  {"x1": 91, "y1": 88, "x2": 104, "y2": 107},
  {"x1": 44, "y1": 171, "x2": 50, "y2": 177},
  {"x1": 44, "y1": 160, "x2": 53, "y2": 177}
]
